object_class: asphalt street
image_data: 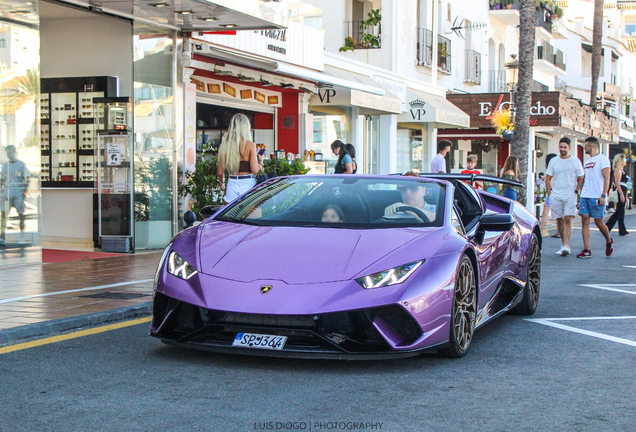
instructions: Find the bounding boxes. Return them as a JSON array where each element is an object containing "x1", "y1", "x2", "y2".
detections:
[{"x1": 2, "y1": 215, "x2": 636, "y2": 432}]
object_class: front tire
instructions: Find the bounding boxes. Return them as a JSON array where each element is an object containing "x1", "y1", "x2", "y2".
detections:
[
  {"x1": 511, "y1": 233, "x2": 541, "y2": 315},
  {"x1": 439, "y1": 255, "x2": 477, "y2": 358}
]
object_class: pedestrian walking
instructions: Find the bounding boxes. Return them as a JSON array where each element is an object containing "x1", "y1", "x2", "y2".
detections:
[
  {"x1": 0, "y1": 145, "x2": 30, "y2": 246},
  {"x1": 545, "y1": 138, "x2": 584, "y2": 256},
  {"x1": 606, "y1": 153, "x2": 630, "y2": 236},
  {"x1": 430, "y1": 140, "x2": 451, "y2": 173},
  {"x1": 345, "y1": 143, "x2": 357, "y2": 174},
  {"x1": 500, "y1": 155, "x2": 519, "y2": 201},
  {"x1": 217, "y1": 113, "x2": 263, "y2": 203},
  {"x1": 330, "y1": 140, "x2": 353, "y2": 174},
  {"x1": 577, "y1": 137, "x2": 614, "y2": 258}
]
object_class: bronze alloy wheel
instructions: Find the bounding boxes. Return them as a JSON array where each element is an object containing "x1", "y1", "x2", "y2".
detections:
[
  {"x1": 453, "y1": 257, "x2": 477, "y2": 352},
  {"x1": 440, "y1": 256, "x2": 477, "y2": 358}
]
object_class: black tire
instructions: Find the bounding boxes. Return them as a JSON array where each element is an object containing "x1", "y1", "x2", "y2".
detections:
[
  {"x1": 511, "y1": 233, "x2": 541, "y2": 315},
  {"x1": 439, "y1": 255, "x2": 477, "y2": 358}
]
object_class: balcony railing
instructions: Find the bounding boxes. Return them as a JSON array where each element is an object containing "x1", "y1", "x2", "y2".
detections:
[
  {"x1": 464, "y1": 50, "x2": 481, "y2": 85},
  {"x1": 555, "y1": 49, "x2": 566, "y2": 71},
  {"x1": 438, "y1": 35, "x2": 452, "y2": 74},
  {"x1": 416, "y1": 28, "x2": 452, "y2": 74},
  {"x1": 536, "y1": 5, "x2": 553, "y2": 34},
  {"x1": 536, "y1": 40, "x2": 555, "y2": 63},
  {"x1": 344, "y1": 20, "x2": 381, "y2": 49},
  {"x1": 489, "y1": 0, "x2": 519, "y2": 9},
  {"x1": 489, "y1": 70, "x2": 507, "y2": 93},
  {"x1": 536, "y1": 41, "x2": 566, "y2": 70}
]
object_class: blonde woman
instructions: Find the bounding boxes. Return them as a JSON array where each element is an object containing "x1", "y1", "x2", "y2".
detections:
[
  {"x1": 217, "y1": 114, "x2": 263, "y2": 203},
  {"x1": 606, "y1": 153, "x2": 629, "y2": 236}
]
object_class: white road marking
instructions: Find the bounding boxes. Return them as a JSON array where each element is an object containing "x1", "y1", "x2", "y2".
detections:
[
  {"x1": 579, "y1": 284, "x2": 636, "y2": 296},
  {"x1": 623, "y1": 266, "x2": 636, "y2": 269},
  {"x1": 526, "y1": 317, "x2": 636, "y2": 348},
  {"x1": 0, "y1": 279, "x2": 154, "y2": 305}
]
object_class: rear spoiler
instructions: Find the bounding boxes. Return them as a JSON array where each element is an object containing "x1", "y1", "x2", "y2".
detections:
[{"x1": 412, "y1": 173, "x2": 524, "y2": 189}]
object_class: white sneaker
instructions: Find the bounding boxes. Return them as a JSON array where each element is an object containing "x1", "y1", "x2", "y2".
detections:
[
  {"x1": 555, "y1": 246, "x2": 565, "y2": 255},
  {"x1": 562, "y1": 245, "x2": 571, "y2": 256}
]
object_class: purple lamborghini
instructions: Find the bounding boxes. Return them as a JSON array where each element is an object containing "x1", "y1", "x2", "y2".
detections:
[{"x1": 150, "y1": 174, "x2": 541, "y2": 359}]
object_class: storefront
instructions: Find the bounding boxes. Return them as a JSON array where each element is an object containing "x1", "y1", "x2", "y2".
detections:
[
  {"x1": 398, "y1": 89, "x2": 470, "y2": 174},
  {"x1": 444, "y1": 91, "x2": 619, "y2": 206},
  {"x1": 307, "y1": 66, "x2": 402, "y2": 174},
  {"x1": 445, "y1": 91, "x2": 618, "y2": 168},
  {"x1": 0, "y1": 0, "x2": 287, "y2": 267}
]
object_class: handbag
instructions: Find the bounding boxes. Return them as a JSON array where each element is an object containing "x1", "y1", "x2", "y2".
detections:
[{"x1": 609, "y1": 187, "x2": 619, "y2": 203}]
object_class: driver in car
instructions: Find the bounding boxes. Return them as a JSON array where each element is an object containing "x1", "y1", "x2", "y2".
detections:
[{"x1": 384, "y1": 181, "x2": 436, "y2": 222}]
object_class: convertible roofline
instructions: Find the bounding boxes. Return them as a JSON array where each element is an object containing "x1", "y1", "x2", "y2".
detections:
[{"x1": 414, "y1": 173, "x2": 524, "y2": 189}]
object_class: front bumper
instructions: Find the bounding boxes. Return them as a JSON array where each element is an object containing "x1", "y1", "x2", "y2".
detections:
[{"x1": 150, "y1": 292, "x2": 442, "y2": 360}]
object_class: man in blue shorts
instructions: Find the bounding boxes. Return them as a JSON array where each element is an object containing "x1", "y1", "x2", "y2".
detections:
[{"x1": 577, "y1": 137, "x2": 613, "y2": 258}]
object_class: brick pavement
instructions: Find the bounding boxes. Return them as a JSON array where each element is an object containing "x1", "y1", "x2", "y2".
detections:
[{"x1": 0, "y1": 252, "x2": 161, "y2": 332}]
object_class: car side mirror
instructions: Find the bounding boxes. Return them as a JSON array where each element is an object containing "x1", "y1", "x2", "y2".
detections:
[
  {"x1": 199, "y1": 204, "x2": 224, "y2": 219},
  {"x1": 479, "y1": 214, "x2": 515, "y2": 232}
]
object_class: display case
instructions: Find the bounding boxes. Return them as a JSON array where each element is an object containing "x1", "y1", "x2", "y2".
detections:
[
  {"x1": 94, "y1": 97, "x2": 132, "y2": 134},
  {"x1": 40, "y1": 76, "x2": 117, "y2": 188},
  {"x1": 97, "y1": 134, "x2": 134, "y2": 253}
]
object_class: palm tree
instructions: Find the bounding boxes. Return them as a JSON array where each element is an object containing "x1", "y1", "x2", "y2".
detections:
[
  {"x1": 590, "y1": 0, "x2": 604, "y2": 107},
  {"x1": 509, "y1": 0, "x2": 536, "y2": 206}
]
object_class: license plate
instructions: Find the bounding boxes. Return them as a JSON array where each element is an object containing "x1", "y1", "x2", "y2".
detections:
[{"x1": 232, "y1": 332, "x2": 287, "y2": 351}]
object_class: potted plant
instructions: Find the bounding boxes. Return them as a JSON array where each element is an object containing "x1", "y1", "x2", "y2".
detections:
[
  {"x1": 490, "y1": 0, "x2": 501, "y2": 10},
  {"x1": 438, "y1": 42, "x2": 448, "y2": 68},
  {"x1": 340, "y1": 9, "x2": 381, "y2": 51},
  {"x1": 490, "y1": 109, "x2": 515, "y2": 140}
]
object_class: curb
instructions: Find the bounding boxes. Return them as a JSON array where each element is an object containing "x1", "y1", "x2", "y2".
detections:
[{"x1": 0, "y1": 302, "x2": 152, "y2": 347}]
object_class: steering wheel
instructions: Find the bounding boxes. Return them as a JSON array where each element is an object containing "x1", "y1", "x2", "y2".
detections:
[{"x1": 393, "y1": 206, "x2": 431, "y2": 223}]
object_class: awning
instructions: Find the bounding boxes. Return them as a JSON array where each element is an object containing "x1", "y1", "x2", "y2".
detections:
[
  {"x1": 308, "y1": 66, "x2": 403, "y2": 115},
  {"x1": 398, "y1": 89, "x2": 470, "y2": 128}
]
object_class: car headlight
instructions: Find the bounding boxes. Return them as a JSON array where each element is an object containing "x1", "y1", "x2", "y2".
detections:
[
  {"x1": 356, "y1": 260, "x2": 424, "y2": 289},
  {"x1": 167, "y1": 251, "x2": 198, "y2": 280}
]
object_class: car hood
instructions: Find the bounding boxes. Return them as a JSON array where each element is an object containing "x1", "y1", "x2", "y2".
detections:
[{"x1": 197, "y1": 221, "x2": 437, "y2": 284}]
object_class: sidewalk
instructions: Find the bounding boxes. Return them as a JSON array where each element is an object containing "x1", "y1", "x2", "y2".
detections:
[
  {"x1": 541, "y1": 206, "x2": 636, "y2": 236},
  {"x1": 0, "y1": 251, "x2": 161, "y2": 344}
]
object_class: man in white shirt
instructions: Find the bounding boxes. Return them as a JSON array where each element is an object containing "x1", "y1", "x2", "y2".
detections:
[
  {"x1": 576, "y1": 137, "x2": 613, "y2": 258},
  {"x1": 545, "y1": 137, "x2": 584, "y2": 256},
  {"x1": 1, "y1": 145, "x2": 30, "y2": 246},
  {"x1": 430, "y1": 140, "x2": 451, "y2": 173}
]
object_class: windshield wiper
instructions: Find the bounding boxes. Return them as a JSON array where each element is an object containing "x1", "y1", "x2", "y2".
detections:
[{"x1": 218, "y1": 217, "x2": 260, "y2": 226}]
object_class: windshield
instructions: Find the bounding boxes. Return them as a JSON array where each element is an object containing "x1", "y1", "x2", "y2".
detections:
[{"x1": 216, "y1": 176, "x2": 446, "y2": 229}]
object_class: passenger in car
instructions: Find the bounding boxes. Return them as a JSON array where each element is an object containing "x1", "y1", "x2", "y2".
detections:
[
  {"x1": 321, "y1": 205, "x2": 345, "y2": 223},
  {"x1": 384, "y1": 176, "x2": 436, "y2": 222}
]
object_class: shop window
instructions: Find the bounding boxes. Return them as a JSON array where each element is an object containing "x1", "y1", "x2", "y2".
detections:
[
  {"x1": 313, "y1": 118, "x2": 323, "y2": 142},
  {"x1": 0, "y1": 39, "x2": 5, "y2": 48}
]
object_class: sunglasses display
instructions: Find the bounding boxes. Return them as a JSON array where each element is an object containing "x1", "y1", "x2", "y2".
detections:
[
  {"x1": 81, "y1": 144, "x2": 93, "y2": 149},
  {"x1": 42, "y1": 163, "x2": 50, "y2": 167},
  {"x1": 83, "y1": 138, "x2": 92, "y2": 141},
  {"x1": 54, "y1": 121, "x2": 66, "y2": 125}
]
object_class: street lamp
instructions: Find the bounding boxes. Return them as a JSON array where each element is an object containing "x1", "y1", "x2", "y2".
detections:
[{"x1": 504, "y1": 54, "x2": 519, "y2": 124}]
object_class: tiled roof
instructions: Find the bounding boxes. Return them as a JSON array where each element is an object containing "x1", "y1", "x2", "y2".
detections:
[{"x1": 626, "y1": 37, "x2": 636, "y2": 52}]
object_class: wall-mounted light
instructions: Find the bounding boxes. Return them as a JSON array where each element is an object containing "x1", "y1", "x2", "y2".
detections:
[
  {"x1": 238, "y1": 74, "x2": 256, "y2": 82},
  {"x1": 280, "y1": 83, "x2": 294, "y2": 89},
  {"x1": 176, "y1": 10, "x2": 193, "y2": 15},
  {"x1": 149, "y1": 2, "x2": 169, "y2": 7},
  {"x1": 260, "y1": 77, "x2": 274, "y2": 87},
  {"x1": 213, "y1": 66, "x2": 234, "y2": 76},
  {"x1": 200, "y1": 17, "x2": 217, "y2": 22},
  {"x1": 220, "y1": 24, "x2": 238, "y2": 28}
]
